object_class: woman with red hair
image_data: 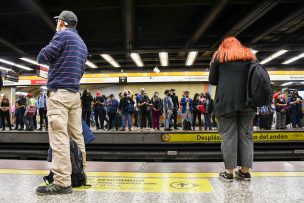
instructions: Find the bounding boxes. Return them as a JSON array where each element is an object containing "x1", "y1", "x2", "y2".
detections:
[{"x1": 209, "y1": 36, "x2": 257, "y2": 182}]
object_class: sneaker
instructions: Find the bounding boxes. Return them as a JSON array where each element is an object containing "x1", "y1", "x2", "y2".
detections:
[
  {"x1": 235, "y1": 170, "x2": 251, "y2": 181},
  {"x1": 219, "y1": 172, "x2": 233, "y2": 182},
  {"x1": 36, "y1": 184, "x2": 72, "y2": 196},
  {"x1": 120, "y1": 128, "x2": 125, "y2": 131},
  {"x1": 128, "y1": 128, "x2": 132, "y2": 131}
]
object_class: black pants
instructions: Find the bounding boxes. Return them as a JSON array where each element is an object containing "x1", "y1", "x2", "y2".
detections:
[
  {"x1": 141, "y1": 110, "x2": 149, "y2": 128},
  {"x1": 82, "y1": 109, "x2": 91, "y2": 127},
  {"x1": 39, "y1": 108, "x2": 48, "y2": 129},
  {"x1": 134, "y1": 110, "x2": 138, "y2": 127},
  {"x1": 33, "y1": 113, "x2": 37, "y2": 129},
  {"x1": 108, "y1": 112, "x2": 116, "y2": 130},
  {"x1": 1, "y1": 110, "x2": 11, "y2": 129},
  {"x1": 172, "y1": 109, "x2": 178, "y2": 128},
  {"x1": 193, "y1": 110, "x2": 201, "y2": 127},
  {"x1": 95, "y1": 110, "x2": 104, "y2": 129}
]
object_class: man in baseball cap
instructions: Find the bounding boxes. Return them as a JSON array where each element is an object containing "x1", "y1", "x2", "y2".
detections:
[
  {"x1": 54, "y1": 10, "x2": 78, "y2": 29},
  {"x1": 36, "y1": 10, "x2": 88, "y2": 195}
]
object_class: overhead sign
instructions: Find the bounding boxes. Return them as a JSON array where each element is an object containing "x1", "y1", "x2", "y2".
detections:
[
  {"x1": 5, "y1": 71, "x2": 19, "y2": 82},
  {"x1": 3, "y1": 71, "x2": 304, "y2": 86},
  {"x1": 36, "y1": 66, "x2": 48, "y2": 79},
  {"x1": 162, "y1": 131, "x2": 304, "y2": 143}
]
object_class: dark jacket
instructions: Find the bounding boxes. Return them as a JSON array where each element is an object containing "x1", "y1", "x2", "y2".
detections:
[
  {"x1": 93, "y1": 96, "x2": 104, "y2": 111},
  {"x1": 204, "y1": 98, "x2": 214, "y2": 114},
  {"x1": 119, "y1": 97, "x2": 135, "y2": 113},
  {"x1": 81, "y1": 94, "x2": 93, "y2": 111},
  {"x1": 192, "y1": 99, "x2": 201, "y2": 111},
  {"x1": 170, "y1": 94, "x2": 179, "y2": 110},
  {"x1": 209, "y1": 60, "x2": 252, "y2": 117},
  {"x1": 151, "y1": 97, "x2": 163, "y2": 111}
]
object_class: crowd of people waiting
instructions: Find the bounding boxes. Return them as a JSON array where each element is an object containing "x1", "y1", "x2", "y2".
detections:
[
  {"x1": 1, "y1": 88, "x2": 303, "y2": 131},
  {"x1": 257, "y1": 90, "x2": 304, "y2": 130},
  {"x1": 0, "y1": 92, "x2": 47, "y2": 131},
  {"x1": 79, "y1": 88, "x2": 215, "y2": 131}
]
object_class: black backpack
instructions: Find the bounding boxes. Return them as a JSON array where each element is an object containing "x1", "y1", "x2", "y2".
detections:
[
  {"x1": 246, "y1": 61, "x2": 273, "y2": 107},
  {"x1": 43, "y1": 140, "x2": 87, "y2": 187},
  {"x1": 183, "y1": 118, "x2": 192, "y2": 130}
]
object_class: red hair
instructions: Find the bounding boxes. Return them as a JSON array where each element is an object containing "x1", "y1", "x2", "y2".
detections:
[{"x1": 212, "y1": 36, "x2": 256, "y2": 63}]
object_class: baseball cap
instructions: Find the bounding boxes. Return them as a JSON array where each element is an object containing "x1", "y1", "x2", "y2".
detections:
[{"x1": 54, "y1": 10, "x2": 78, "y2": 26}]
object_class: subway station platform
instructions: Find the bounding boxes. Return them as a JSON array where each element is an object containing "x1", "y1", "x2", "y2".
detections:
[
  {"x1": 0, "y1": 160, "x2": 303, "y2": 203},
  {"x1": 1, "y1": 130, "x2": 303, "y2": 161}
]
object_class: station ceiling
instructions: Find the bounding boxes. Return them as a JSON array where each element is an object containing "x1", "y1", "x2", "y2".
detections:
[{"x1": 0, "y1": 0, "x2": 303, "y2": 74}]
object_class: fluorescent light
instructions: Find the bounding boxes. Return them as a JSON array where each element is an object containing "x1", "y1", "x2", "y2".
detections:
[
  {"x1": 260, "y1": 50, "x2": 288, "y2": 64},
  {"x1": 0, "y1": 58, "x2": 33, "y2": 71},
  {"x1": 100, "y1": 54, "x2": 120, "y2": 68},
  {"x1": 19, "y1": 57, "x2": 49, "y2": 68},
  {"x1": 159, "y1": 52, "x2": 168, "y2": 66},
  {"x1": 185, "y1": 51, "x2": 198, "y2": 66},
  {"x1": 282, "y1": 52, "x2": 304, "y2": 64},
  {"x1": 85, "y1": 60, "x2": 98, "y2": 68},
  {"x1": 130, "y1": 53, "x2": 144, "y2": 67},
  {"x1": 251, "y1": 49, "x2": 258, "y2": 54},
  {"x1": 0, "y1": 66, "x2": 11, "y2": 71},
  {"x1": 281, "y1": 82, "x2": 294, "y2": 87}
]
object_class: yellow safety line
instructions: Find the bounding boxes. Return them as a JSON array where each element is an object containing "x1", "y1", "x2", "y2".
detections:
[{"x1": 0, "y1": 169, "x2": 303, "y2": 177}]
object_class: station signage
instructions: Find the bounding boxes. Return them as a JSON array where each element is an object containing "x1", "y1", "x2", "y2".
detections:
[
  {"x1": 162, "y1": 131, "x2": 304, "y2": 143},
  {"x1": 3, "y1": 71, "x2": 304, "y2": 86}
]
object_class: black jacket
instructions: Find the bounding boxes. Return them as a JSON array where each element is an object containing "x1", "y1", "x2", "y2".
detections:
[
  {"x1": 209, "y1": 60, "x2": 252, "y2": 117},
  {"x1": 81, "y1": 94, "x2": 93, "y2": 111},
  {"x1": 119, "y1": 97, "x2": 134, "y2": 113},
  {"x1": 170, "y1": 94, "x2": 179, "y2": 110}
]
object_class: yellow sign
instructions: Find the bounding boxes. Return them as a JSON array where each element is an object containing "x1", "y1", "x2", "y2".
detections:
[
  {"x1": 75, "y1": 177, "x2": 213, "y2": 193},
  {"x1": 163, "y1": 131, "x2": 304, "y2": 143}
]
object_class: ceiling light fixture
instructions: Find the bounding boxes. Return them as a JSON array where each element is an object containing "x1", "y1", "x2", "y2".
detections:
[
  {"x1": 281, "y1": 82, "x2": 294, "y2": 87},
  {"x1": 130, "y1": 53, "x2": 144, "y2": 67},
  {"x1": 19, "y1": 57, "x2": 49, "y2": 68},
  {"x1": 260, "y1": 50, "x2": 288, "y2": 65},
  {"x1": 251, "y1": 49, "x2": 258, "y2": 54},
  {"x1": 0, "y1": 58, "x2": 33, "y2": 71},
  {"x1": 100, "y1": 54, "x2": 120, "y2": 68},
  {"x1": 282, "y1": 52, "x2": 304, "y2": 64},
  {"x1": 85, "y1": 60, "x2": 98, "y2": 68},
  {"x1": 185, "y1": 51, "x2": 198, "y2": 66},
  {"x1": 159, "y1": 52, "x2": 168, "y2": 66}
]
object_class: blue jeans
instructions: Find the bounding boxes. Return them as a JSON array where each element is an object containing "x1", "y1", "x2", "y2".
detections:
[
  {"x1": 204, "y1": 113, "x2": 212, "y2": 130},
  {"x1": 291, "y1": 109, "x2": 302, "y2": 128},
  {"x1": 122, "y1": 112, "x2": 132, "y2": 129},
  {"x1": 18, "y1": 108, "x2": 26, "y2": 129}
]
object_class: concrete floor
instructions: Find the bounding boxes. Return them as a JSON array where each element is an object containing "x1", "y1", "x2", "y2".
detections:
[{"x1": 0, "y1": 160, "x2": 303, "y2": 203}]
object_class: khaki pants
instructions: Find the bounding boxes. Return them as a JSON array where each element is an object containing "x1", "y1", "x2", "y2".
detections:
[{"x1": 47, "y1": 89, "x2": 86, "y2": 187}]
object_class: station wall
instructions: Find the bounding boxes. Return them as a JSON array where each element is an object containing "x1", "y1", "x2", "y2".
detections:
[{"x1": 80, "y1": 82, "x2": 213, "y2": 98}]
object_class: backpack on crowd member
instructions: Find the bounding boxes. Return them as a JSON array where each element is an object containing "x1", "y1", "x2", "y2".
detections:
[
  {"x1": 246, "y1": 61, "x2": 273, "y2": 107},
  {"x1": 43, "y1": 140, "x2": 87, "y2": 187},
  {"x1": 197, "y1": 104, "x2": 206, "y2": 114},
  {"x1": 183, "y1": 118, "x2": 192, "y2": 130}
]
